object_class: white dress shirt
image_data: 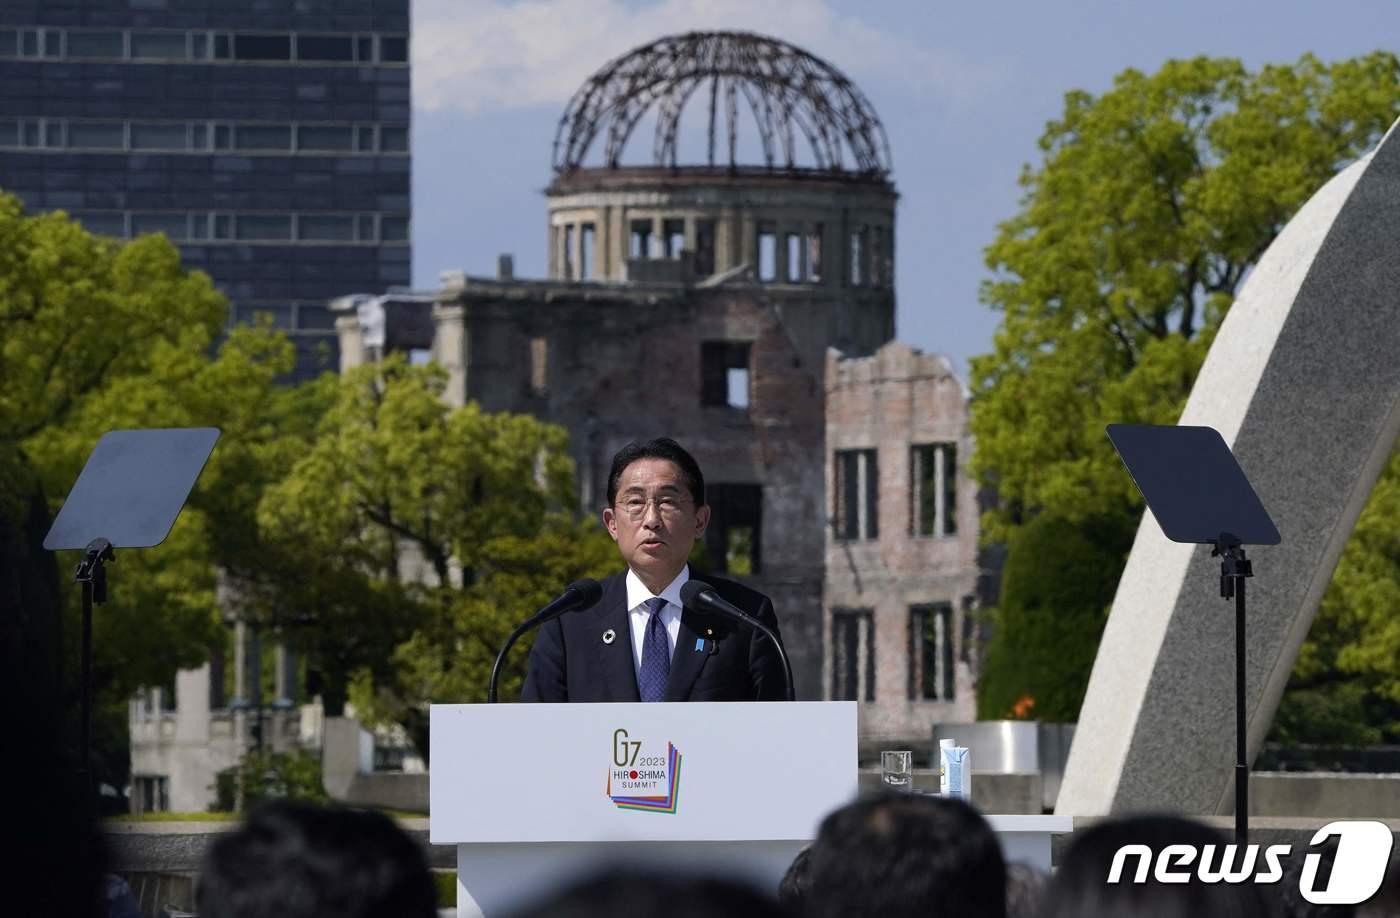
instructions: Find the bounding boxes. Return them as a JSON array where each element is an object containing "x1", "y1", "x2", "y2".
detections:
[{"x1": 625, "y1": 565, "x2": 688, "y2": 682}]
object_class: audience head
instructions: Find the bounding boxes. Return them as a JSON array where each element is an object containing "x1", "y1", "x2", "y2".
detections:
[
  {"x1": 196, "y1": 799, "x2": 437, "y2": 918},
  {"x1": 805, "y1": 793, "x2": 1007, "y2": 918},
  {"x1": 1003, "y1": 862, "x2": 1047, "y2": 918},
  {"x1": 1042, "y1": 813, "x2": 1270, "y2": 918},
  {"x1": 507, "y1": 867, "x2": 787, "y2": 918},
  {"x1": 778, "y1": 844, "x2": 813, "y2": 911}
]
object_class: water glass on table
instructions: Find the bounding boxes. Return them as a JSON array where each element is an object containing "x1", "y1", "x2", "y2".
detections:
[{"x1": 880, "y1": 749, "x2": 913, "y2": 793}]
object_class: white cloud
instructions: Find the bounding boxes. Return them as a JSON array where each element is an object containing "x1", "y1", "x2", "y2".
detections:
[{"x1": 411, "y1": 0, "x2": 998, "y2": 116}]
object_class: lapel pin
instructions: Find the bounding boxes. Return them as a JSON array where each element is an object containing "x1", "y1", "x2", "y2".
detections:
[
  {"x1": 705, "y1": 628, "x2": 714, "y2": 636},
  {"x1": 694, "y1": 637, "x2": 704, "y2": 652},
  {"x1": 602, "y1": 629, "x2": 616, "y2": 645}
]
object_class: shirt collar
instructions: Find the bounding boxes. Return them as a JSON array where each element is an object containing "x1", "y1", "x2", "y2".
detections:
[{"x1": 625, "y1": 564, "x2": 689, "y2": 614}]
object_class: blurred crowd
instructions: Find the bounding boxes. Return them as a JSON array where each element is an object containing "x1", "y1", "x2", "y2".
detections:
[{"x1": 93, "y1": 794, "x2": 1400, "y2": 918}]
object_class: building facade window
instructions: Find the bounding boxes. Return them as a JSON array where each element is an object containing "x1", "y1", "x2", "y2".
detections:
[
  {"x1": 834, "y1": 448, "x2": 878, "y2": 540},
  {"x1": 663, "y1": 218, "x2": 685, "y2": 258},
  {"x1": 908, "y1": 603, "x2": 954, "y2": 701},
  {"x1": 704, "y1": 483, "x2": 762, "y2": 575},
  {"x1": 0, "y1": 27, "x2": 408, "y2": 65},
  {"x1": 695, "y1": 219, "x2": 716, "y2": 277},
  {"x1": 61, "y1": 209, "x2": 409, "y2": 244},
  {"x1": 579, "y1": 223, "x2": 595, "y2": 280},
  {"x1": 910, "y1": 442, "x2": 957, "y2": 537},
  {"x1": 701, "y1": 341, "x2": 751, "y2": 409},
  {"x1": 831, "y1": 608, "x2": 875, "y2": 701},
  {"x1": 134, "y1": 775, "x2": 170, "y2": 813},
  {"x1": 0, "y1": 117, "x2": 408, "y2": 154},
  {"x1": 757, "y1": 221, "x2": 777, "y2": 281}
]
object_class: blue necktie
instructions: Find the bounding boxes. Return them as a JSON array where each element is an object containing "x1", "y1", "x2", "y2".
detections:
[{"x1": 638, "y1": 597, "x2": 670, "y2": 702}]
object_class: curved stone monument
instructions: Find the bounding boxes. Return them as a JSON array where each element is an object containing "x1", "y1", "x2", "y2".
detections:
[{"x1": 1058, "y1": 120, "x2": 1400, "y2": 816}]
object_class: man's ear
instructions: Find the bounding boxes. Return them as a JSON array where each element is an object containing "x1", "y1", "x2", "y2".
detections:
[
  {"x1": 694, "y1": 504, "x2": 711, "y2": 537},
  {"x1": 602, "y1": 507, "x2": 619, "y2": 542}
]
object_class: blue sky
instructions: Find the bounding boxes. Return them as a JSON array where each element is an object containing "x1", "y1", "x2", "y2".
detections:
[{"x1": 409, "y1": 0, "x2": 1399, "y2": 376}]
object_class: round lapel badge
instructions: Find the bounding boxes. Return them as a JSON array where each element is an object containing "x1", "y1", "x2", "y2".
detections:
[{"x1": 602, "y1": 628, "x2": 616, "y2": 645}]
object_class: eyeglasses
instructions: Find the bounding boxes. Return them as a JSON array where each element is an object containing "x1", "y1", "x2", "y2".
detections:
[{"x1": 614, "y1": 493, "x2": 692, "y2": 521}]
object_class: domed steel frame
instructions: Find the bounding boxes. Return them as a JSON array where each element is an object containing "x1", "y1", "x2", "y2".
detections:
[{"x1": 552, "y1": 31, "x2": 893, "y2": 177}]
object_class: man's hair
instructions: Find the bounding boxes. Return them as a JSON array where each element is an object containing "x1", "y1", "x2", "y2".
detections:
[
  {"x1": 805, "y1": 794, "x2": 1007, "y2": 918},
  {"x1": 508, "y1": 867, "x2": 786, "y2": 918},
  {"x1": 606, "y1": 438, "x2": 706, "y2": 506},
  {"x1": 196, "y1": 800, "x2": 437, "y2": 918},
  {"x1": 1041, "y1": 814, "x2": 1269, "y2": 918},
  {"x1": 1004, "y1": 862, "x2": 1048, "y2": 918},
  {"x1": 778, "y1": 844, "x2": 813, "y2": 910}
]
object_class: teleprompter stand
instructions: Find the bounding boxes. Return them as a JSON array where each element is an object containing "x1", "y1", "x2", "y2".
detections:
[
  {"x1": 43, "y1": 428, "x2": 220, "y2": 811},
  {"x1": 1106, "y1": 424, "x2": 1280, "y2": 845}
]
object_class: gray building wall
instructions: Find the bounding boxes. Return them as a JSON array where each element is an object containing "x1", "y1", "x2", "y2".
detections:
[
  {"x1": 0, "y1": 0, "x2": 411, "y2": 381},
  {"x1": 423, "y1": 273, "x2": 897, "y2": 702}
]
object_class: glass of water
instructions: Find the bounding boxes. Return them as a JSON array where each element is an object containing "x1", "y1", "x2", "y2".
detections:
[{"x1": 880, "y1": 750, "x2": 913, "y2": 793}]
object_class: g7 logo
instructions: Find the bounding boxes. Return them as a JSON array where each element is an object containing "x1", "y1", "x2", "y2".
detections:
[{"x1": 613, "y1": 728, "x2": 641, "y2": 767}]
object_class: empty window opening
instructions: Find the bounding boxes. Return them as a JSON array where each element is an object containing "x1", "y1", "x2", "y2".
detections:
[
  {"x1": 579, "y1": 223, "x2": 595, "y2": 280},
  {"x1": 911, "y1": 443, "x2": 957, "y2": 537},
  {"x1": 757, "y1": 223, "x2": 777, "y2": 282},
  {"x1": 701, "y1": 341, "x2": 751, "y2": 408},
  {"x1": 806, "y1": 224, "x2": 824, "y2": 282},
  {"x1": 850, "y1": 226, "x2": 868, "y2": 287},
  {"x1": 629, "y1": 220, "x2": 653, "y2": 259},
  {"x1": 834, "y1": 448, "x2": 879, "y2": 540},
  {"x1": 530, "y1": 337, "x2": 548, "y2": 395},
  {"x1": 909, "y1": 603, "x2": 955, "y2": 700},
  {"x1": 704, "y1": 483, "x2": 763, "y2": 576},
  {"x1": 695, "y1": 219, "x2": 716, "y2": 277},
  {"x1": 562, "y1": 224, "x2": 575, "y2": 280},
  {"x1": 786, "y1": 233, "x2": 802, "y2": 282},
  {"x1": 663, "y1": 219, "x2": 686, "y2": 259},
  {"x1": 832, "y1": 609, "x2": 875, "y2": 701}
]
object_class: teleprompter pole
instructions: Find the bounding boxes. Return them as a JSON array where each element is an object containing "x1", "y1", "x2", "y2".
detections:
[
  {"x1": 1214, "y1": 534, "x2": 1252, "y2": 846},
  {"x1": 73, "y1": 537, "x2": 114, "y2": 800}
]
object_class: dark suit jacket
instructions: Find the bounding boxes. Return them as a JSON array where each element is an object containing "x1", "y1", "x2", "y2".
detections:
[{"x1": 520, "y1": 571, "x2": 790, "y2": 702}]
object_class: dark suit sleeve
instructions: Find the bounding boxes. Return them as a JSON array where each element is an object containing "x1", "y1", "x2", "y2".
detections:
[
  {"x1": 749, "y1": 596, "x2": 791, "y2": 701},
  {"x1": 520, "y1": 615, "x2": 567, "y2": 702}
]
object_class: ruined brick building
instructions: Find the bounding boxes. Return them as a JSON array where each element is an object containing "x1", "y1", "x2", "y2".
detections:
[{"x1": 338, "y1": 31, "x2": 981, "y2": 733}]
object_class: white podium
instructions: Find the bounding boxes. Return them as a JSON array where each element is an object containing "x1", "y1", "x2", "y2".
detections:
[{"x1": 430, "y1": 702, "x2": 1070, "y2": 917}]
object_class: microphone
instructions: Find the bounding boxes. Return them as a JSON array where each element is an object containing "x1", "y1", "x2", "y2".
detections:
[
  {"x1": 680, "y1": 580, "x2": 796, "y2": 701},
  {"x1": 487, "y1": 579, "x2": 603, "y2": 703}
]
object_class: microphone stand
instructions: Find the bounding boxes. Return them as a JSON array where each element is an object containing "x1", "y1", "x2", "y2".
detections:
[{"x1": 487, "y1": 617, "x2": 541, "y2": 704}]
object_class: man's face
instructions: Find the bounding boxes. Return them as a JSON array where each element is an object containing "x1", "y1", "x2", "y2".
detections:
[{"x1": 602, "y1": 457, "x2": 710, "y2": 585}]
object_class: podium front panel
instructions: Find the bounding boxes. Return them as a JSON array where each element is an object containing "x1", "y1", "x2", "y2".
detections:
[{"x1": 430, "y1": 701, "x2": 856, "y2": 844}]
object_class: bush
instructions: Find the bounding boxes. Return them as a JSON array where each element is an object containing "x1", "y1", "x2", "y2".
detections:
[
  {"x1": 976, "y1": 513, "x2": 1134, "y2": 722},
  {"x1": 213, "y1": 749, "x2": 328, "y2": 812}
]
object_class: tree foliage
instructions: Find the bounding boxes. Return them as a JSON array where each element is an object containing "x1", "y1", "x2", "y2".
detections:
[
  {"x1": 970, "y1": 54, "x2": 1400, "y2": 733},
  {"x1": 972, "y1": 52, "x2": 1400, "y2": 541},
  {"x1": 255, "y1": 358, "x2": 618, "y2": 755},
  {"x1": 0, "y1": 191, "x2": 326, "y2": 785},
  {"x1": 976, "y1": 513, "x2": 1134, "y2": 722}
]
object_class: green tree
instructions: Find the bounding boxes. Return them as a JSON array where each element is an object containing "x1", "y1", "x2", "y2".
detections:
[
  {"x1": 972, "y1": 53, "x2": 1400, "y2": 542},
  {"x1": 0, "y1": 192, "x2": 326, "y2": 786},
  {"x1": 976, "y1": 513, "x2": 1134, "y2": 722},
  {"x1": 970, "y1": 54, "x2": 1400, "y2": 730},
  {"x1": 255, "y1": 358, "x2": 617, "y2": 755}
]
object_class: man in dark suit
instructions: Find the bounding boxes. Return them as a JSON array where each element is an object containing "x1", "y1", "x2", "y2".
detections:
[{"x1": 522, "y1": 438, "x2": 789, "y2": 702}]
